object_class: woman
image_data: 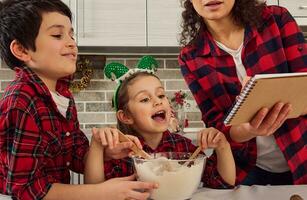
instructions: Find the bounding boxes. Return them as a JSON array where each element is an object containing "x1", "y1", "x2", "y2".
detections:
[{"x1": 179, "y1": 0, "x2": 307, "y2": 185}]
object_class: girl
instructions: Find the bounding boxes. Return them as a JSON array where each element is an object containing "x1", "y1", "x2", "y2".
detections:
[
  {"x1": 179, "y1": 0, "x2": 307, "y2": 185},
  {"x1": 86, "y1": 56, "x2": 236, "y2": 188}
]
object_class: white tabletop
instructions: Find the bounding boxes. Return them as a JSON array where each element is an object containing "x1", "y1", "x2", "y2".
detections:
[{"x1": 192, "y1": 185, "x2": 307, "y2": 200}]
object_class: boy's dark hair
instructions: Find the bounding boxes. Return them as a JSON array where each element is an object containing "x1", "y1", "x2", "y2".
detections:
[
  {"x1": 180, "y1": 0, "x2": 265, "y2": 46},
  {"x1": 115, "y1": 72, "x2": 161, "y2": 136},
  {"x1": 0, "y1": 0, "x2": 72, "y2": 69}
]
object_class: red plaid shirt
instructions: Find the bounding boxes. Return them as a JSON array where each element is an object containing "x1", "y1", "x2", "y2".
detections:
[
  {"x1": 104, "y1": 131, "x2": 232, "y2": 189},
  {"x1": 179, "y1": 5, "x2": 307, "y2": 185},
  {"x1": 0, "y1": 67, "x2": 89, "y2": 199}
]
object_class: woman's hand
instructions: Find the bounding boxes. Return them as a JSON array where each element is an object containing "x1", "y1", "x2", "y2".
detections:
[
  {"x1": 301, "y1": 107, "x2": 307, "y2": 117},
  {"x1": 198, "y1": 127, "x2": 229, "y2": 151},
  {"x1": 230, "y1": 102, "x2": 292, "y2": 142},
  {"x1": 99, "y1": 174, "x2": 158, "y2": 200},
  {"x1": 91, "y1": 127, "x2": 143, "y2": 160}
]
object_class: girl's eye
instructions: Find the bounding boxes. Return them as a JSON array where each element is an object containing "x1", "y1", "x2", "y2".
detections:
[
  {"x1": 158, "y1": 94, "x2": 166, "y2": 99},
  {"x1": 140, "y1": 98, "x2": 150, "y2": 103},
  {"x1": 52, "y1": 34, "x2": 62, "y2": 39}
]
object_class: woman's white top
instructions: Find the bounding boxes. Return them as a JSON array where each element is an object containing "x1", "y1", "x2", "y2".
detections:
[{"x1": 216, "y1": 41, "x2": 289, "y2": 173}]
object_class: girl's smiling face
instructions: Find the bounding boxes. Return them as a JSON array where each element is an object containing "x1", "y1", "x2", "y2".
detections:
[{"x1": 124, "y1": 75, "x2": 172, "y2": 136}]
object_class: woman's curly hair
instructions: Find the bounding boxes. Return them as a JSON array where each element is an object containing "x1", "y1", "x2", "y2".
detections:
[{"x1": 180, "y1": 0, "x2": 265, "y2": 46}]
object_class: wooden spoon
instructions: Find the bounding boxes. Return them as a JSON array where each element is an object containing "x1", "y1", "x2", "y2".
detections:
[
  {"x1": 118, "y1": 132, "x2": 151, "y2": 159},
  {"x1": 183, "y1": 146, "x2": 203, "y2": 166}
]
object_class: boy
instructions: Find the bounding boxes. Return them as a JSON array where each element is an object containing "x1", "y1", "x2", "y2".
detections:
[{"x1": 0, "y1": 0, "x2": 157, "y2": 199}]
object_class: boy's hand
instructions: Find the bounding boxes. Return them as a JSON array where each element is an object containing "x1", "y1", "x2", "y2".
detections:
[
  {"x1": 91, "y1": 127, "x2": 143, "y2": 160},
  {"x1": 100, "y1": 174, "x2": 158, "y2": 200},
  {"x1": 197, "y1": 127, "x2": 229, "y2": 151}
]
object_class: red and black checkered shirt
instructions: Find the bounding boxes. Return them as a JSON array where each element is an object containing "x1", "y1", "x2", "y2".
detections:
[
  {"x1": 104, "y1": 131, "x2": 232, "y2": 189},
  {"x1": 179, "y1": 5, "x2": 307, "y2": 184},
  {"x1": 0, "y1": 67, "x2": 89, "y2": 200}
]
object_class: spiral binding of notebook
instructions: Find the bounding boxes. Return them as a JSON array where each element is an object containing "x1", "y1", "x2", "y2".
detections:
[{"x1": 223, "y1": 77, "x2": 257, "y2": 125}]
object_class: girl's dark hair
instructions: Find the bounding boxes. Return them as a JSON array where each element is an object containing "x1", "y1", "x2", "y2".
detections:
[
  {"x1": 115, "y1": 72, "x2": 160, "y2": 136},
  {"x1": 180, "y1": 0, "x2": 265, "y2": 46},
  {"x1": 0, "y1": 0, "x2": 72, "y2": 69}
]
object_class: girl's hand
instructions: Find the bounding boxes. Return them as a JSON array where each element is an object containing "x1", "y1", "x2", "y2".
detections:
[
  {"x1": 169, "y1": 116, "x2": 180, "y2": 133},
  {"x1": 197, "y1": 127, "x2": 229, "y2": 151},
  {"x1": 91, "y1": 127, "x2": 143, "y2": 160},
  {"x1": 100, "y1": 174, "x2": 158, "y2": 200}
]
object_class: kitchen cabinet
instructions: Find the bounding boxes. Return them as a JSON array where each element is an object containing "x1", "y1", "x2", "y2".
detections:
[
  {"x1": 147, "y1": 0, "x2": 182, "y2": 46},
  {"x1": 266, "y1": 0, "x2": 307, "y2": 25},
  {"x1": 265, "y1": 0, "x2": 278, "y2": 5},
  {"x1": 279, "y1": 0, "x2": 307, "y2": 25},
  {"x1": 75, "y1": 0, "x2": 146, "y2": 46},
  {"x1": 62, "y1": 0, "x2": 77, "y2": 33},
  {"x1": 75, "y1": 0, "x2": 182, "y2": 47},
  {"x1": 72, "y1": 0, "x2": 306, "y2": 47}
]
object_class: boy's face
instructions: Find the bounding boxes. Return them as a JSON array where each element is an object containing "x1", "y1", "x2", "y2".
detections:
[
  {"x1": 125, "y1": 75, "x2": 172, "y2": 136},
  {"x1": 26, "y1": 12, "x2": 77, "y2": 82}
]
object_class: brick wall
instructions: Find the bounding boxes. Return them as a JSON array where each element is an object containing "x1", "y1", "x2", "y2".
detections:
[{"x1": 0, "y1": 55, "x2": 204, "y2": 129}]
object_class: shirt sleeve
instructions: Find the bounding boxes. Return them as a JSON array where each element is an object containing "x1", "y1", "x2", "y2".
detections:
[
  {"x1": 71, "y1": 129, "x2": 89, "y2": 174},
  {"x1": 104, "y1": 158, "x2": 133, "y2": 180},
  {"x1": 202, "y1": 153, "x2": 234, "y2": 189},
  {"x1": 276, "y1": 7, "x2": 307, "y2": 72},
  {"x1": 1, "y1": 108, "x2": 56, "y2": 200},
  {"x1": 179, "y1": 53, "x2": 256, "y2": 183}
]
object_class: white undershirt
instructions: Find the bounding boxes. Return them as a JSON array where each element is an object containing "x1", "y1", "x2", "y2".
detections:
[
  {"x1": 50, "y1": 91, "x2": 70, "y2": 118},
  {"x1": 216, "y1": 41, "x2": 289, "y2": 173}
]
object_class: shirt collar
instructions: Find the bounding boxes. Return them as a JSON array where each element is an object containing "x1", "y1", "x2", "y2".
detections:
[
  {"x1": 141, "y1": 130, "x2": 175, "y2": 153},
  {"x1": 15, "y1": 66, "x2": 73, "y2": 98}
]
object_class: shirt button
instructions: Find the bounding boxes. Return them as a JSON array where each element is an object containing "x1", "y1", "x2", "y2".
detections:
[
  {"x1": 66, "y1": 161, "x2": 70, "y2": 166},
  {"x1": 298, "y1": 46, "x2": 303, "y2": 51},
  {"x1": 66, "y1": 132, "x2": 70, "y2": 136}
]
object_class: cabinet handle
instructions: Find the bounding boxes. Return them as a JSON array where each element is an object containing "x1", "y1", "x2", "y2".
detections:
[{"x1": 299, "y1": 6, "x2": 307, "y2": 9}]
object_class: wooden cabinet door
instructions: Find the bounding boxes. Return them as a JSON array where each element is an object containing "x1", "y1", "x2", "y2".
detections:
[
  {"x1": 76, "y1": 0, "x2": 146, "y2": 46},
  {"x1": 147, "y1": 0, "x2": 182, "y2": 46}
]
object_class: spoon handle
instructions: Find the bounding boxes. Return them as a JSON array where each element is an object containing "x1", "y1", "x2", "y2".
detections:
[
  {"x1": 118, "y1": 132, "x2": 151, "y2": 159},
  {"x1": 189, "y1": 146, "x2": 202, "y2": 160}
]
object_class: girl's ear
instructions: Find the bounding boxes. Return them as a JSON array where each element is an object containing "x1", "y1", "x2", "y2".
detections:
[
  {"x1": 10, "y1": 40, "x2": 31, "y2": 62},
  {"x1": 117, "y1": 110, "x2": 134, "y2": 125}
]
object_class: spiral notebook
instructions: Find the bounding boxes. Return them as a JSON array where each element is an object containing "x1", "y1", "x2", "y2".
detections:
[{"x1": 224, "y1": 72, "x2": 307, "y2": 126}]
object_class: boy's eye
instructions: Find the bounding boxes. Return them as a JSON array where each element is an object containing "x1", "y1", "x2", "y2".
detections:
[{"x1": 140, "y1": 98, "x2": 150, "y2": 103}]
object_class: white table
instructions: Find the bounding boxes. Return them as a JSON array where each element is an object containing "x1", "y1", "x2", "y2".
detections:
[
  {"x1": 0, "y1": 194, "x2": 10, "y2": 200},
  {"x1": 192, "y1": 185, "x2": 307, "y2": 200}
]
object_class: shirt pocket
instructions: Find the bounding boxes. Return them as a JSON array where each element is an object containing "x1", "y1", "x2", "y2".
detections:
[{"x1": 43, "y1": 131, "x2": 62, "y2": 158}]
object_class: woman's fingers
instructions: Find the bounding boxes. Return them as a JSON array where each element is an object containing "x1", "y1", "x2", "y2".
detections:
[
  {"x1": 268, "y1": 104, "x2": 292, "y2": 133},
  {"x1": 260, "y1": 102, "x2": 284, "y2": 130},
  {"x1": 250, "y1": 107, "x2": 269, "y2": 129}
]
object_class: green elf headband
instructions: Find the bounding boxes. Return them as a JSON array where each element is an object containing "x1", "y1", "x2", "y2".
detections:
[{"x1": 104, "y1": 55, "x2": 159, "y2": 111}]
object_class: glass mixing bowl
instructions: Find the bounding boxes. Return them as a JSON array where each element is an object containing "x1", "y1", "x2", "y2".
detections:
[{"x1": 133, "y1": 152, "x2": 206, "y2": 200}]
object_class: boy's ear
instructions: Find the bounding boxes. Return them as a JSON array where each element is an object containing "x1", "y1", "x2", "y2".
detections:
[
  {"x1": 10, "y1": 40, "x2": 31, "y2": 62},
  {"x1": 117, "y1": 110, "x2": 134, "y2": 125}
]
